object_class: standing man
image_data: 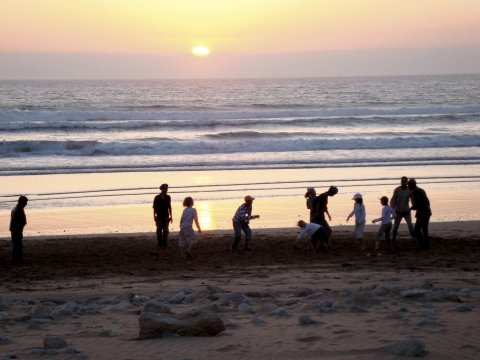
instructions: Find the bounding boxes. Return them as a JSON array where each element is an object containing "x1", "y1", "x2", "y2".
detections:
[
  {"x1": 407, "y1": 178, "x2": 432, "y2": 250},
  {"x1": 10, "y1": 195, "x2": 28, "y2": 265},
  {"x1": 231, "y1": 195, "x2": 260, "y2": 251},
  {"x1": 312, "y1": 186, "x2": 338, "y2": 236},
  {"x1": 153, "y1": 183, "x2": 172, "y2": 248},
  {"x1": 390, "y1": 176, "x2": 415, "y2": 244}
]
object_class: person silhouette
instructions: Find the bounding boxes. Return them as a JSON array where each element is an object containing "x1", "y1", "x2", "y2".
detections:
[
  {"x1": 10, "y1": 195, "x2": 28, "y2": 265},
  {"x1": 390, "y1": 176, "x2": 415, "y2": 244},
  {"x1": 408, "y1": 178, "x2": 432, "y2": 250},
  {"x1": 312, "y1": 186, "x2": 338, "y2": 237},
  {"x1": 231, "y1": 195, "x2": 260, "y2": 251},
  {"x1": 153, "y1": 183, "x2": 172, "y2": 248}
]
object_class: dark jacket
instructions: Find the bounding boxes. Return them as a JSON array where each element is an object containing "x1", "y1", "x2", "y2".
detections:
[
  {"x1": 312, "y1": 192, "x2": 329, "y2": 223},
  {"x1": 10, "y1": 206, "x2": 27, "y2": 233},
  {"x1": 411, "y1": 187, "x2": 432, "y2": 217}
]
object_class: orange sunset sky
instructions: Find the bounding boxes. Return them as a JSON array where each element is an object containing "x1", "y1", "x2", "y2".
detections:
[{"x1": 1, "y1": 0, "x2": 479, "y2": 79}]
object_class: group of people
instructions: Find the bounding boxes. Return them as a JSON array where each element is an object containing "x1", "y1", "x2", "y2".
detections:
[
  {"x1": 300, "y1": 176, "x2": 432, "y2": 256},
  {"x1": 152, "y1": 183, "x2": 260, "y2": 258},
  {"x1": 8, "y1": 177, "x2": 431, "y2": 264}
]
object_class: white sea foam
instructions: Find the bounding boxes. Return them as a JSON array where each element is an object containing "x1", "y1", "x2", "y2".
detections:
[{"x1": 1, "y1": 75, "x2": 480, "y2": 175}]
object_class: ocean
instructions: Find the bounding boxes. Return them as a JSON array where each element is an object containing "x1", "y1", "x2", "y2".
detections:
[{"x1": 1, "y1": 75, "x2": 480, "y2": 235}]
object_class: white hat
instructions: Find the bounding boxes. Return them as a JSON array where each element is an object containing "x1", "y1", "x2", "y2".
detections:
[{"x1": 352, "y1": 193, "x2": 363, "y2": 200}]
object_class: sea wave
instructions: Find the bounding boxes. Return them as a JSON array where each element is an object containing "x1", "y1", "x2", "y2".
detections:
[
  {"x1": 2, "y1": 134, "x2": 480, "y2": 157},
  {"x1": 1, "y1": 112, "x2": 478, "y2": 132},
  {"x1": 1, "y1": 104, "x2": 479, "y2": 124}
]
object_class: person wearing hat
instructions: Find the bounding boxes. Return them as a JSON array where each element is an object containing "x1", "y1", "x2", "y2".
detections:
[
  {"x1": 231, "y1": 195, "x2": 260, "y2": 251},
  {"x1": 346, "y1": 192, "x2": 366, "y2": 249},
  {"x1": 10, "y1": 195, "x2": 28, "y2": 265},
  {"x1": 312, "y1": 186, "x2": 338, "y2": 236},
  {"x1": 153, "y1": 183, "x2": 172, "y2": 248}
]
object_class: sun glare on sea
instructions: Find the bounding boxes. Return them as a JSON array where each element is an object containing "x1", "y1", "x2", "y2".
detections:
[{"x1": 191, "y1": 46, "x2": 210, "y2": 57}]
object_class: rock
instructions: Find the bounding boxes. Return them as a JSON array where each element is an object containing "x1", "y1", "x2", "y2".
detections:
[
  {"x1": 184, "y1": 294, "x2": 197, "y2": 304},
  {"x1": 64, "y1": 346, "x2": 80, "y2": 354},
  {"x1": 225, "y1": 321, "x2": 241, "y2": 329},
  {"x1": 454, "y1": 304, "x2": 472, "y2": 312},
  {"x1": 317, "y1": 300, "x2": 335, "y2": 313},
  {"x1": 142, "y1": 303, "x2": 172, "y2": 314},
  {"x1": 29, "y1": 304, "x2": 54, "y2": 319},
  {"x1": 103, "y1": 301, "x2": 133, "y2": 312},
  {"x1": 101, "y1": 328, "x2": 120, "y2": 337},
  {"x1": 44, "y1": 335, "x2": 68, "y2": 350},
  {"x1": 251, "y1": 315, "x2": 266, "y2": 326},
  {"x1": 226, "y1": 293, "x2": 251, "y2": 307},
  {"x1": 373, "y1": 284, "x2": 400, "y2": 297},
  {"x1": 419, "y1": 307, "x2": 437, "y2": 317},
  {"x1": 257, "y1": 303, "x2": 278, "y2": 314},
  {"x1": 298, "y1": 314, "x2": 319, "y2": 326},
  {"x1": 294, "y1": 288, "x2": 315, "y2": 297},
  {"x1": 0, "y1": 336, "x2": 11, "y2": 345},
  {"x1": 167, "y1": 291, "x2": 186, "y2": 304},
  {"x1": 201, "y1": 304, "x2": 221, "y2": 313},
  {"x1": 400, "y1": 289, "x2": 431, "y2": 299},
  {"x1": 269, "y1": 307, "x2": 289, "y2": 317},
  {"x1": 238, "y1": 303, "x2": 253, "y2": 313},
  {"x1": 386, "y1": 338, "x2": 425, "y2": 357},
  {"x1": 0, "y1": 353, "x2": 17, "y2": 360},
  {"x1": 0, "y1": 298, "x2": 10, "y2": 311},
  {"x1": 51, "y1": 301, "x2": 82, "y2": 319},
  {"x1": 306, "y1": 291, "x2": 327, "y2": 300},
  {"x1": 139, "y1": 309, "x2": 225, "y2": 339},
  {"x1": 0, "y1": 312, "x2": 7, "y2": 321},
  {"x1": 421, "y1": 282, "x2": 434, "y2": 290},
  {"x1": 425, "y1": 291, "x2": 462, "y2": 303}
]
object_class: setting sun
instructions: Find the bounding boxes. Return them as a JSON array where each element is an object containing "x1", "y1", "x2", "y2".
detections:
[{"x1": 191, "y1": 45, "x2": 210, "y2": 57}]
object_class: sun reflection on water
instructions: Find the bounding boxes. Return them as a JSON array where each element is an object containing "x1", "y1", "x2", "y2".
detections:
[{"x1": 198, "y1": 202, "x2": 214, "y2": 230}]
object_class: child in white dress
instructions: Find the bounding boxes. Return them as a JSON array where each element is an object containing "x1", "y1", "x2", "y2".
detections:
[
  {"x1": 346, "y1": 193, "x2": 366, "y2": 249},
  {"x1": 179, "y1": 197, "x2": 201, "y2": 259}
]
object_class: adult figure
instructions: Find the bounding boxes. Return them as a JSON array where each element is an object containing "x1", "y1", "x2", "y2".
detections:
[
  {"x1": 407, "y1": 178, "x2": 432, "y2": 250},
  {"x1": 10, "y1": 195, "x2": 28, "y2": 265},
  {"x1": 231, "y1": 195, "x2": 260, "y2": 251},
  {"x1": 153, "y1": 183, "x2": 172, "y2": 248},
  {"x1": 312, "y1": 186, "x2": 338, "y2": 236},
  {"x1": 390, "y1": 176, "x2": 415, "y2": 243},
  {"x1": 305, "y1": 187, "x2": 316, "y2": 222}
]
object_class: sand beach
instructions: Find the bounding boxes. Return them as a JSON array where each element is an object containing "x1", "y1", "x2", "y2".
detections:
[
  {"x1": 2, "y1": 2, "x2": 480, "y2": 359},
  {"x1": 0, "y1": 221, "x2": 479, "y2": 359}
]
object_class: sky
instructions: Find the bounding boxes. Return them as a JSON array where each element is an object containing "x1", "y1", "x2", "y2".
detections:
[{"x1": 1, "y1": 0, "x2": 480, "y2": 79}]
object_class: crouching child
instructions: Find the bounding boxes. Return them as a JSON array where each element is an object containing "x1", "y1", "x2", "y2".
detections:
[{"x1": 295, "y1": 220, "x2": 331, "y2": 253}]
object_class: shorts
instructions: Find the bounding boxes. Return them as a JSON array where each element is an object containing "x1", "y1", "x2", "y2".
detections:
[{"x1": 178, "y1": 228, "x2": 197, "y2": 247}]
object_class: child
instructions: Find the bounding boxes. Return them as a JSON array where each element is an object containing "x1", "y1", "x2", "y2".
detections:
[
  {"x1": 295, "y1": 220, "x2": 331, "y2": 253},
  {"x1": 370, "y1": 196, "x2": 394, "y2": 256},
  {"x1": 231, "y1": 195, "x2": 260, "y2": 251},
  {"x1": 346, "y1": 193, "x2": 366, "y2": 250},
  {"x1": 178, "y1": 197, "x2": 202, "y2": 259}
]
